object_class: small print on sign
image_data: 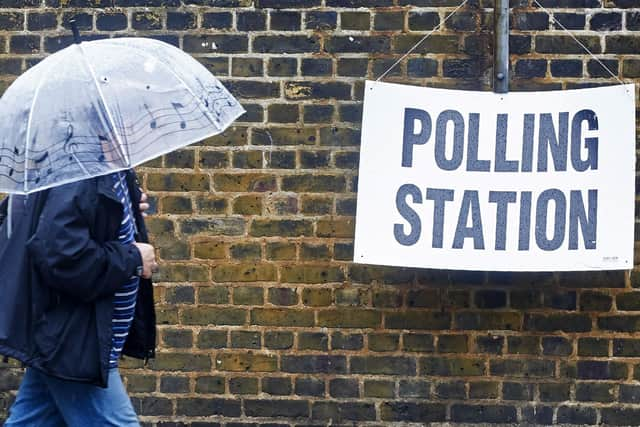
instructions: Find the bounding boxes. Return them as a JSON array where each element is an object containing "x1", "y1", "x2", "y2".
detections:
[{"x1": 353, "y1": 81, "x2": 635, "y2": 272}]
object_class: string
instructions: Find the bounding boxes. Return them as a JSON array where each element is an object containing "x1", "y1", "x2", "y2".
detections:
[
  {"x1": 532, "y1": 0, "x2": 629, "y2": 88},
  {"x1": 376, "y1": 0, "x2": 470, "y2": 82}
]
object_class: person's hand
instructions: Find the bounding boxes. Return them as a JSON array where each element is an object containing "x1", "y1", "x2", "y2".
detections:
[
  {"x1": 133, "y1": 242, "x2": 158, "y2": 278},
  {"x1": 139, "y1": 192, "x2": 150, "y2": 217}
]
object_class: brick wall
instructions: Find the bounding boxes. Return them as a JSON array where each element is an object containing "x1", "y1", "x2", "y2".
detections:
[{"x1": 1, "y1": 0, "x2": 640, "y2": 425}]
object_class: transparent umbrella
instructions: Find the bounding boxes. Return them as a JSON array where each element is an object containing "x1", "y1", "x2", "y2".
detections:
[{"x1": 0, "y1": 32, "x2": 244, "y2": 195}]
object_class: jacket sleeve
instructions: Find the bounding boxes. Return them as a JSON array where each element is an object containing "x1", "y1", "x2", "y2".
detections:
[
  {"x1": 26, "y1": 181, "x2": 143, "y2": 303},
  {"x1": 0, "y1": 196, "x2": 7, "y2": 228}
]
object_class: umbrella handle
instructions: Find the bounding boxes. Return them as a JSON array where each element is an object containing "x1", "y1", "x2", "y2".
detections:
[{"x1": 70, "y1": 19, "x2": 81, "y2": 44}]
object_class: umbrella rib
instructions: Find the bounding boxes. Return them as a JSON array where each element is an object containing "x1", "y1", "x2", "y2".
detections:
[
  {"x1": 118, "y1": 43, "x2": 221, "y2": 130},
  {"x1": 75, "y1": 43, "x2": 131, "y2": 168}
]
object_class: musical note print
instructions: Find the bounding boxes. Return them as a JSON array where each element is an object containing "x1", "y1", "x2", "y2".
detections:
[
  {"x1": 33, "y1": 151, "x2": 53, "y2": 185},
  {"x1": 144, "y1": 104, "x2": 157, "y2": 129},
  {"x1": 171, "y1": 102, "x2": 187, "y2": 129}
]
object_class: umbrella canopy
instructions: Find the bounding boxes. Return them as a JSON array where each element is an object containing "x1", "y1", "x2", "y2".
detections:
[{"x1": 0, "y1": 37, "x2": 244, "y2": 194}]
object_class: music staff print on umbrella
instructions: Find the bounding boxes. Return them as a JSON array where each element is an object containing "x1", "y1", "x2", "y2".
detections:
[{"x1": 0, "y1": 35, "x2": 244, "y2": 195}]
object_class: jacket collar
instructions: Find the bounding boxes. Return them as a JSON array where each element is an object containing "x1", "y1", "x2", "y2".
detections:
[{"x1": 96, "y1": 171, "x2": 128, "y2": 204}]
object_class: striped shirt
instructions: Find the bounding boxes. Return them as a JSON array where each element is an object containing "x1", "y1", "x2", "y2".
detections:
[{"x1": 108, "y1": 172, "x2": 140, "y2": 368}]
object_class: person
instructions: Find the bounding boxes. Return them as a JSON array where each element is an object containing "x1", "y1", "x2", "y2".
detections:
[{"x1": 0, "y1": 169, "x2": 157, "y2": 426}]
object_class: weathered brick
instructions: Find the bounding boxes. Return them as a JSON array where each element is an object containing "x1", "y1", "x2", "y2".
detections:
[
  {"x1": 394, "y1": 34, "x2": 459, "y2": 54},
  {"x1": 617, "y1": 292, "x2": 640, "y2": 310},
  {"x1": 254, "y1": 35, "x2": 320, "y2": 54},
  {"x1": 155, "y1": 264, "x2": 209, "y2": 283},
  {"x1": 525, "y1": 313, "x2": 591, "y2": 332},
  {"x1": 300, "y1": 197, "x2": 332, "y2": 216},
  {"x1": 265, "y1": 331, "x2": 294, "y2": 350},
  {"x1": 557, "y1": 405, "x2": 598, "y2": 425},
  {"x1": 490, "y1": 359, "x2": 555, "y2": 378},
  {"x1": 125, "y1": 374, "x2": 156, "y2": 393},
  {"x1": 195, "y1": 376, "x2": 225, "y2": 394},
  {"x1": 295, "y1": 377, "x2": 324, "y2": 397},
  {"x1": 202, "y1": 12, "x2": 232, "y2": 29},
  {"x1": 229, "y1": 376, "x2": 258, "y2": 394},
  {"x1": 257, "y1": 0, "x2": 321, "y2": 7},
  {"x1": 515, "y1": 12, "x2": 549, "y2": 30},
  {"x1": 578, "y1": 382, "x2": 615, "y2": 402},
  {"x1": 268, "y1": 57, "x2": 297, "y2": 77},
  {"x1": 332, "y1": 332, "x2": 363, "y2": 350},
  {"x1": 268, "y1": 104, "x2": 298, "y2": 123},
  {"x1": 176, "y1": 398, "x2": 240, "y2": 417},
  {"x1": 599, "y1": 315, "x2": 640, "y2": 332},
  {"x1": 420, "y1": 357, "x2": 485, "y2": 376},
  {"x1": 268, "y1": 287, "x2": 298, "y2": 306},
  {"x1": 542, "y1": 336, "x2": 573, "y2": 356},
  {"x1": 591, "y1": 12, "x2": 622, "y2": 31},
  {"x1": 262, "y1": 376, "x2": 292, "y2": 395},
  {"x1": 216, "y1": 353, "x2": 277, "y2": 372},
  {"x1": 271, "y1": 11, "x2": 301, "y2": 31},
  {"x1": 387, "y1": 312, "x2": 451, "y2": 330},
  {"x1": 197, "y1": 330, "x2": 227, "y2": 349},
  {"x1": 266, "y1": 242, "x2": 296, "y2": 260},
  {"x1": 329, "y1": 378, "x2": 358, "y2": 398},
  {"x1": 232, "y1": 58, "x2": 264, "y2": 78},
  {"x1": 409, "y1": 11, "x2": 439, "y2": 30},
  {"x1": 298, "y1": 332, "x2": 328, "y2": 351},
  {"x1": 285, "y1": 81, "x2": 351, "y2": 100},
  {"x1": 282, "y1": 355, "x2": 347, "y2": 374},
  {"x1": 130, "y1": 397, "x2": 172, "y2": 416},
  {"x1": 306, "y1": 11, "x2": 337, "y2": 30},
  {"x1": 539, "y1": 382, "x2": 570, "y2": 401},
  {"x1": 182, "y1": 307, "x2": 247, "y2": 326},
  {"x1": 401, "y1": 333, "x2": 432, "y2": 353},
  {"x1": 251, "y1": 308, "x2": 314, "y2": 327},
  {"x1": 456, "y1": 312, "x2": 521, "y2": 330},
  {"x1": 381, "y1": 402, "x2": 446, "y2": 422},
  {"x1": 603, "y1": 408, "x2": 640, "y2": 425},
  {"x1": 578, "y1": 337, "x2": 608, "y2": 356},
  {"x1": 522, "y1": 405, "x2": 554, "y2": 425},
  {"x1": 162, "y1": 329, "x2": 193, "y2": 348},
  {"x1": 470, "y1": 381, "x2": 500, "y2": 399},
  {"x1": 311, "y1": 401, "x2": 376, "y2": 421},
  {"x1": 503, "y1": 381, "x2": 535, "y2": 400},
  {"x1": 181, "y1": 218, "x2": 245, "y2": 236},
  {"x1": 11, "y1": 35, "x2": 39, "y2": 54},
  {"x1": 341, "y1": 12, "x2": 370, "y2": 30},
  {"x1": 193, "y1": 240, "x2": 226, "y2": 260},
  {"x1": 213, "y1": 264, "x2": 276, "y2": 282},
  {"x1": 233, "y1": 287, "x2": 264, "y2": 305},
  {"x1": 318, "y1": 309, "x2": 380, "y2": 328},
  {"x1": 96, "y1": 13, "x2": 127, "y2": 31},
  {"x1": 369, "y1": 333, "x2": 399, "y2": 352},
  {"x1": 251, "y1": 219, "x2": 313, "y2": 237},
  {"x1": 574, "y1": 361, "x2": 628, "y2": 380},
  {"x1": 451, "y1": 404, "x2": 517, "y2": 423},
  {"x1": 150, "y1": 353, "x2": 211, "y2": 372},
  {"x1": 232, "y1": 195, "x2": 263, "y2": 215},
  {"x1": 183, "y1": 35, "x2": 248, "y2": 54},
  {"x1": 160, "y1": 375, "x2": 190, "y2": 393},
  {"x1": 214, "y1": 173, "x2": 276, "y2": 192},
  {"x1": 237, "y1": 11, "x2": 266, "y2": 31},
  {"x1": 399, "y1": 379, "x2": 431, "y2": 398}
]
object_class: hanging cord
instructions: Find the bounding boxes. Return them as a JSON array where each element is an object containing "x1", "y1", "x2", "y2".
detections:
[
  {"x1": 376, "y1": 0, "x2": 471, "y2": 82},
  {"x1": 532, "y1": 0, "x2": 629, "y2": 88}
]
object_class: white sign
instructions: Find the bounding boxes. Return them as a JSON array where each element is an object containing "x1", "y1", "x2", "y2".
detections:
[{"x1": 354, "y1": 81, "x2": 636, "y2": 271}]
